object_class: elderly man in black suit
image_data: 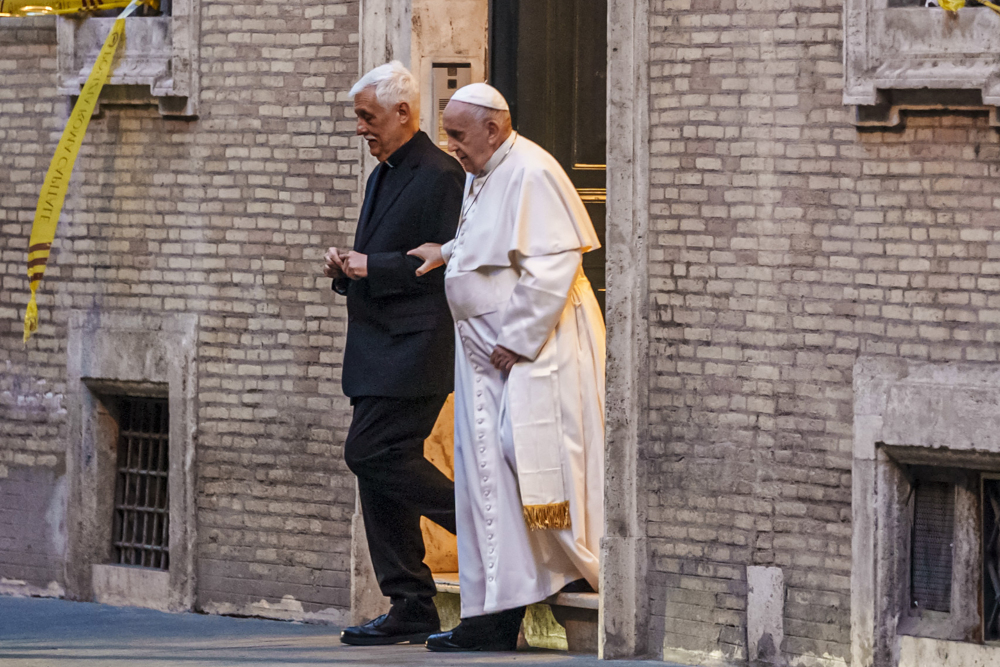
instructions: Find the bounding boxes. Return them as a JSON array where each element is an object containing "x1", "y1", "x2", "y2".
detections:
[{"x1": 324, "y1": 61, "x2": 464, "y2": 646}]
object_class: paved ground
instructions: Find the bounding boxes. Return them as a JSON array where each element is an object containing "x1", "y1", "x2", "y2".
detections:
[{"x1": 0, "y1": 596, "x2": 675, "y2": 666}]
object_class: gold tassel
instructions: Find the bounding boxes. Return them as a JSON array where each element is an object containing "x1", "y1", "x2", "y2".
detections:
[
  {"x1": 23, "y1": 287, "x2": 38, "y2": 343},
  {"x1": 522, "y1": 501, "x2": 571, "y2": 531}
]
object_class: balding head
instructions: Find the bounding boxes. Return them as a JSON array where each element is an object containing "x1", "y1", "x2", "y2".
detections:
[{"x1": 442, "y1": 100, "x2": 513, "y2": 174}]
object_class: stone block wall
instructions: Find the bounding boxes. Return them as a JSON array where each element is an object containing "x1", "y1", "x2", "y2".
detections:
[
  {"x1": 646, "y1": 0, "x2": 1000, "y2": 665},
  {"x1": 0, "y1": 0, "x2": 361, "y2": 621}
]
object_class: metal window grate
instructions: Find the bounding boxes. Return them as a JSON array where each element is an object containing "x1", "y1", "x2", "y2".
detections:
[
  {"x1": 911, "y1": 480, "x2": 954, "y2": 613},
  {"x1": 985, "y1": 479, "x2": 1000, "y2": 641},
  {"x1": 111, "y1": 397, "x2": 170, "y2": 570}
]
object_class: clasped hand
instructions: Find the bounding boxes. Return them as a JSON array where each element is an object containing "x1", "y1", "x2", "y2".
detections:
[{"x1": 324, "y1": 248, "x2": 367, "y2": 280}]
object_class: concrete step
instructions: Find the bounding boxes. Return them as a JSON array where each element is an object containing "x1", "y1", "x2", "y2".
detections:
[{"x1": 432, "y1": 572, "x2": 599, "y2": 653}]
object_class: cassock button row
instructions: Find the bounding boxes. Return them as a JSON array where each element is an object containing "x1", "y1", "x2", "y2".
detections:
[
  {"x1": 486, "y1": 505, "x2": 492, "y2": 511},
  {"x1": 489, "y1": 577, "x2": 494, "y2": 582},
  {"x1": 477, "y1": 418, "x2": 484, "y2": 424},
  {"x1": 487, "y1": 520, "x2": 493, "y2": 526}
]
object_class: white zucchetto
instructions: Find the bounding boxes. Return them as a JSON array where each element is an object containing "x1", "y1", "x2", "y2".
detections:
[{"x1": 449, "y1": 83, "x2": 510, "y2": 111}]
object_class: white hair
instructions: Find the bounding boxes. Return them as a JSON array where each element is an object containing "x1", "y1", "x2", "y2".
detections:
[
  {"x1": 468, "y1": 104, "x2": 512, "y2": 132},
  {"x1": 350, "y1": 61, "x2": 420, "y2": 115}
]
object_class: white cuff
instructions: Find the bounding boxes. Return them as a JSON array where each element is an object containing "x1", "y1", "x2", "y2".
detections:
[{"x1": 441, "y1": 239, "x2": 455, "y2": 264}]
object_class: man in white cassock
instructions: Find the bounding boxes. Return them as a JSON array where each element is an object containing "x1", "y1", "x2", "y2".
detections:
[{"x1": 408, "y1": 83, "x2": 606, "y2": 652}]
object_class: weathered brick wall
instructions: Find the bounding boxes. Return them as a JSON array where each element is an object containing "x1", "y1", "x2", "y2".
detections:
[
  {"x1": 0, "y1": 16, "x2": 68, "y2": 598},
  {"x1": 647, "y1": 1, "x2": 1000, "y2": 665},
  {"x1": 0, "y1": 1, "x2": 361, "y2": 619}
]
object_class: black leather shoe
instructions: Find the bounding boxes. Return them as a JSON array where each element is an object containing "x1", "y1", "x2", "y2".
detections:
[
  {"x1": 425, "y1": 607, "x2": 525, "y2": 652},
  {"x1": 341, "y1": 599, "x2": 440, "y2": 646}
]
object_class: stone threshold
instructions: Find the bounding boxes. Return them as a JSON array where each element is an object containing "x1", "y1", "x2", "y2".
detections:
[{"x1": 433, "y1": 572, "x2": 599, "y2": 610}]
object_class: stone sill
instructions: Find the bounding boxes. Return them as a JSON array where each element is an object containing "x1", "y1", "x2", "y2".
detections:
[{"x1": 0, "y1": 16, "x2": 56, "y2": 27}]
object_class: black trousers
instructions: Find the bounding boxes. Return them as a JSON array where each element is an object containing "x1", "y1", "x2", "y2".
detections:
[{"x1": 344, "y1": 394, "x2": 456, "y2": 603}]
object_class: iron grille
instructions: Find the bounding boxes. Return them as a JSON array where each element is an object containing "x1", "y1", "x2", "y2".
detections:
[
  {"x1": 111, "y1": 397, "x2": 169, "y2": 570},
  {"x1": 910, "y1": 480, "x2": 954, "y2": 613},
  {"x1": 985, "y1": 479, "x2": 1000, "y2": 641}
]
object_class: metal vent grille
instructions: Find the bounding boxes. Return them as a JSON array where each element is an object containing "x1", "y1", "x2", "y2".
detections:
[
  {"x1": 111, "y1": 397, "x2": 170, "y2": 570},
  {"x1": 911, "y1": 481, "x2": 954, "y2": 612},
  {"x1": 985, "y1": 479, "x2": 1000, "y2": 641}
]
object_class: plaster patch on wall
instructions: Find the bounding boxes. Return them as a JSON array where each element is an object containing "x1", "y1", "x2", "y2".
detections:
[
  {"x1": 201, "y1": 596, "x2": 350, "y2": 626},
  {"x1": 788, "y1": 653, "x2": 849, "y2": 667},
  {"x1": 662, "y1": 644, "x2": 849, "y2": 667},
  {"x1": 661, "y1": 646, "x2": 743, "y2": 667},
  {"x1": 898, "y1": 635, "x2": 1000, "y2": 667},
  {"x1": 0, "y1": 578, "x2": 65, "y2": 598},
  {"x1": 46, "y1": 473, "x2": 68, "y2": 558}
]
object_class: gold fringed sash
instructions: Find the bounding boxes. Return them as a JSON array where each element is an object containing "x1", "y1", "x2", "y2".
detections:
[{"x1": 522, "y1": 501, "x2": 571, "y2": 531}]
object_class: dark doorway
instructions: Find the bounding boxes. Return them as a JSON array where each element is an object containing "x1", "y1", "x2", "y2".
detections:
[{"x1": 488, "y1": 0, "x2": 608, "y2": 311}]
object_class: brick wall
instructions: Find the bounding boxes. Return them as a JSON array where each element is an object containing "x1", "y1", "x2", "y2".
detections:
[
  {"x1": 0, "y1": 15, "x2": 68, "y2": 597},
  {"x1": 646, "y1": 0, "x2": 1000, "y2": 664},
  {"x1": 0, "y1": 1, "x2": 361, "y2": 618}
]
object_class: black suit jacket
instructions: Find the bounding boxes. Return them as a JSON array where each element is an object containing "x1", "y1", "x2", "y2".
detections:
[{"x1": 337, "y1": 131, "x2": 464, "y2": 398}]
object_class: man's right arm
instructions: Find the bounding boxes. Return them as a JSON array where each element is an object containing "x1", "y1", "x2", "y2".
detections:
[{"x1": 364, "y1": 164, "x2": 464, "y2": 299}]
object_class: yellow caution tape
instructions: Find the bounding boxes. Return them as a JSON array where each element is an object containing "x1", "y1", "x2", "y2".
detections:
[
  {"x1": 0, "y1": 0, "x2": 155, "y2": 17},
  {"x1": 934, "y1": 0, "x2": 1000, "y2": 15},
  {"x1": 979, "y1": 0, "x2": 1000, "y2": 15},
  {"x1": 23, "y1": 0, "x2": 142, "y2": 342},
  {"x1": 937, "y1": 0, "x2": 965, "y2": 11}
]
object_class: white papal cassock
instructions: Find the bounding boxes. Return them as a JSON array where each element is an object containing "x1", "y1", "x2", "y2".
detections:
[{"x1": 441, "y1": 131, "x2": 606, "y2": 617}]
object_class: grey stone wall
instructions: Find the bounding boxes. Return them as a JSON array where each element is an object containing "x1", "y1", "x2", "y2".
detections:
[{"x1": 645, "y1": 0, "x2": 1000, "y2": 665}]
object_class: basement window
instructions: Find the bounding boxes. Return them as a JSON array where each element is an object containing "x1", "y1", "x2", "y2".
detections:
[
  {"x1": 911, "y1": 480, "x2": 955, "y2": 613},
  {"x1": 111, "y1": 397, "x2": 170, "y2": 570},
  {"x1": 985, "y1": 477, "x2": 1000, "y2": 641}
]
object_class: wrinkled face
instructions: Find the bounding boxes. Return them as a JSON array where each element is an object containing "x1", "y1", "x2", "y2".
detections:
[
  {"x1": 354, "y1": 87, "x2": 412, "y2": 162},
  {"x1": 442, "y1": 101, "x2": 496, "y2": 174}
]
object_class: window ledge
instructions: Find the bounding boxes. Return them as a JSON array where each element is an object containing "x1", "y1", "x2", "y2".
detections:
[
  {"x1": 56, "y1": 6, "x2": 199, "y2": 117},
  {"x1": 844, "y1": 4, "x2": 1000, "y2": 126}
]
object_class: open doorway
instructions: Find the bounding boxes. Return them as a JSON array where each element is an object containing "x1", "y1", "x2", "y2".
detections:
[{"x1": 488, "y1": 0, "x2": 608, "y2": 310}]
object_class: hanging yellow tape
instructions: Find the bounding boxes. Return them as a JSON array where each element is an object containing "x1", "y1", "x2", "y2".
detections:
[
  {"x1": 22, "y1": 0, "x2": 142, "y2": 342},
  {"x1": 934, "y1": 0, "x2": 1000, "y2": 15},
  {"x1": 0, "y1": 0, "x2": 155, "y2": 17}
]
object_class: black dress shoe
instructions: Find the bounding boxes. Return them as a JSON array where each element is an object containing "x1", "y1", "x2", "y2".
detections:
[
  {"x1": 341, "y1": 599, "x2": 440, "y2": 646},
  {"x1": 425, "y1": 607, "x2": 525, "y2": 652}
]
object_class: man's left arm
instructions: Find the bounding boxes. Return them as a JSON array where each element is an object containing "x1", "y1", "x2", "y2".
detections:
[
  {"x1": 496, "y1": 249, "x2": 582, "y2": 362},
  {"x1": 364, "y1": 166, "x2": 464, "y2": 299}
]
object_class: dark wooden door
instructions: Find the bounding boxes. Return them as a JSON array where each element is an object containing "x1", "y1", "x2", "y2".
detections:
[{"x1": 489, "y1": 0, "x2": 607, "y2": 311}]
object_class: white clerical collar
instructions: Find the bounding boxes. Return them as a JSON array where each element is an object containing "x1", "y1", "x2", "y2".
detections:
[{"x1": 476, "y1": 131, "x2": 516, "y2": 179}]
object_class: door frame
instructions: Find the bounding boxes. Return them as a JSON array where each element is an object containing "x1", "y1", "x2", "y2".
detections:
[{"x1": 353, "y1": 0, "x2": 652, "y2": 657}]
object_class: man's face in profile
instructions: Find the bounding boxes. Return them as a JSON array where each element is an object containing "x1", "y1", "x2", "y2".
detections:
[{"x1": 354, "y1": 87, "x2": 410, "y2": 163}]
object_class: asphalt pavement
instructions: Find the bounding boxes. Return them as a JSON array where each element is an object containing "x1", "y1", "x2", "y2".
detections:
[{"x1": 0, "y1": 595, "x2": 677, "y2": 666}]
